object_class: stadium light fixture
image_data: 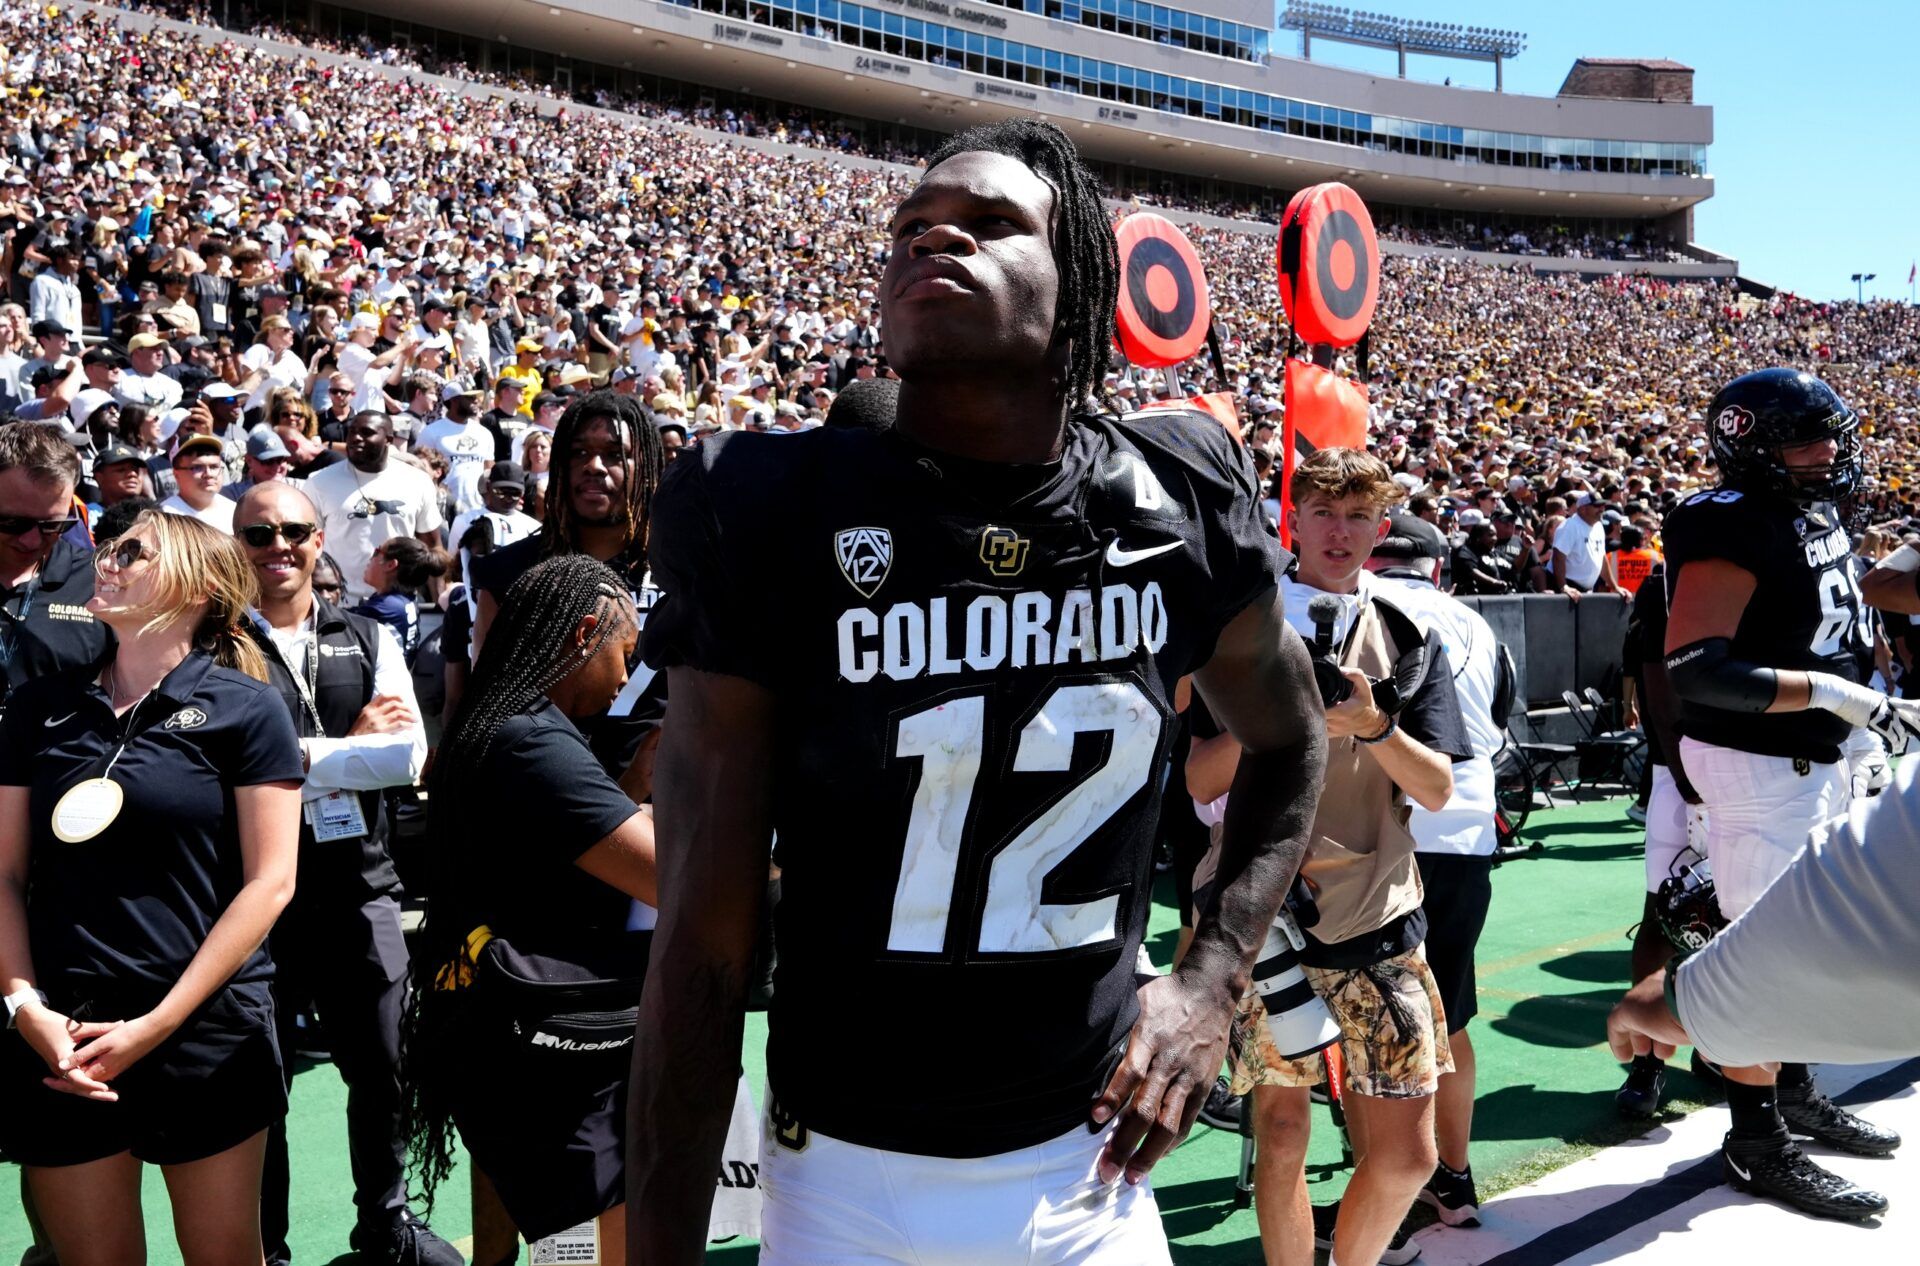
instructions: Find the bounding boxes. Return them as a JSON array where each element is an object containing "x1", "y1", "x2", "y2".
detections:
[{"x1": 1852, "y1": 272, "x2": 1877, "y2": 302}]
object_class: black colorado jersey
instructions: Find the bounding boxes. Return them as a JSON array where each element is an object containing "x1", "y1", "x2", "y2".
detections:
[
  {"x1": 644, "y1": 409, "x2": 1284, "y2": 1156},
  {"x1": 1663, "y1": 486, "x2": 1865, "y2": 762}
]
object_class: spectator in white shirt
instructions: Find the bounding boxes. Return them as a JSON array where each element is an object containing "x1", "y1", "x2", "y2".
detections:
[
  {"x1": 1551, "y1": 493, "x2": 1614, "y2": 595},
  {"x1": 115, "y1": 331, "x2": 185, "y2": 412},
  {"x1": 303, "y1": 412, "x2": 444, "y2": 602},
  {"x1": 418, "y1": 390, "x2": 494, "y2": 514},
  {"x1": 240, "y1": 316, "x2": 308, "y2": 413},
  {"x1": 27, "y1": 245, "x2": 82, "y2": 336},
  {"x1": 337, "y1": 311, "x2": 415, "y2": 413},
  {"x1": 160, "y1": 433, "x2": 238, "y2": 532}
]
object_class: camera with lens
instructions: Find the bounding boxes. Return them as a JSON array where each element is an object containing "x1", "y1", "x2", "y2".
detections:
[
  {"x1": 1250, "y1": 876, "x2": 1339, "y2": 1059},
  {"x1": 1303, "y1": 594, "x2": 1440, "y2": 718}
]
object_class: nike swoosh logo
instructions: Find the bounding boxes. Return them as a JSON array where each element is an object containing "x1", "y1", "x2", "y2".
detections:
[
  {"x1": 44, "y1": 713, "x2": 74, "y2": 728},
  {"x1": 1728, "y1": 1157, "x2": 1752, "y2": 1182},
  {"x1": 1106, "y1": 539, "x2": 1182, "y2": 568}
]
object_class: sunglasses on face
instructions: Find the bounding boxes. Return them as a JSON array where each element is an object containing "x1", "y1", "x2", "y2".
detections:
[
  {"x1": 237, "y1": 521, "x2": 318, "y2": 548},
  {"x1": 0, "y1": 513, "x2": 77, "y2": 537},
  {"x1": 313, "y1": 580, "x2": 344, "y2": 599},
  {"x1": 97, "y1": 536, "x2": 157, "y2": 570}
]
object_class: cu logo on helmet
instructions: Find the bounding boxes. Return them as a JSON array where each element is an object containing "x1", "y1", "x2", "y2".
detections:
[{"x1": 1714, "y1": 405, "x2": 1755, "y2": 439}]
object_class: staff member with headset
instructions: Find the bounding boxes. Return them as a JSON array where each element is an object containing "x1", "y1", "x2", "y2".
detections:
[
  {"x1": 0, "y1": 424, "x2": 110, "y2": 713},
  {"x1": 401, "y1": 555, "x2": 657, "y2": 1266},
  {"x1": 234, "y1": 483, "x2": 462, "y2": 1266},
  {"x1": 1364, "y1": 512, "x2": 1508, "y2": 1233},
  {"x1": 0, "y1": 510, "x2": 304, "y2": 1265}
]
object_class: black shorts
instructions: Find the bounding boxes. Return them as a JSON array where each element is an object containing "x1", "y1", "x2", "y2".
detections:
[
  {"x1": 0, "y1": 979, "x2": 286, "y2": 1167},
  {"x1": 447, "y1": 1006, "x2": 627, "y2": 1243},
  {"x1": 1415, "y1": 853, "x2": 1494, "y2": 1034}
]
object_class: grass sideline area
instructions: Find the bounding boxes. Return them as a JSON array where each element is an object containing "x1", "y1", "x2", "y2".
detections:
[{"x1": 2, "y1": 795, "x2": 1698, "y2": 1263}]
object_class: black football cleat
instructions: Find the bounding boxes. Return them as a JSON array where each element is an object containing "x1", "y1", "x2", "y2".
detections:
[
  {"x1": 1779, "y1": 1082, "x2": 1902, "y2": 1157},
  {"x1": 1418, "y1": 1161, "x2": 1482, "y2": 1228},
  {"x1": 1196, "y1": 1076, "x2": 1244, "y2": 1132},
  {"x1": 1615, "y1": 1054, "x2": 1666, "y2": 1119},
  {"x1": 1722, "y1": 1131, "x2": 1889, "y2": 1222}
]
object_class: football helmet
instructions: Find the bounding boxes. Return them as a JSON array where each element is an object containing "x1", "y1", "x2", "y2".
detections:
[
  {"x1": 1706, "y1": 369, "x2": 1861, "y2": 503},
  {"x1": 1655, "y1": 851, "x2": 1727, "y2": 953}
]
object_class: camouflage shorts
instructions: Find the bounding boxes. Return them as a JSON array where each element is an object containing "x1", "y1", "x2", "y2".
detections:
[{"x1": 1228, "y1": 944, "x2": 1453, "y2": 1100}]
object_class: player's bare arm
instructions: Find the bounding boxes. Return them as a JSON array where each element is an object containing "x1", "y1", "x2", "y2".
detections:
[
  {"x1": 1861, "y1": 541, "x2": 1920, "y2": 614},
  {"x1": 626, "y1": 667, "x2": 775, "y2": 1265},
  {"x1": 1093, "y1": 586, "x2": 1325, "y2": 1185}
]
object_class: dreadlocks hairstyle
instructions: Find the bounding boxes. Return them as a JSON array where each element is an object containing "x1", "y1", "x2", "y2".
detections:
[
  {"x1": 542, "y1": 388, "x2": 664, "y2": 582},
  {"x1": 924, "y1": 119, "x2": 1119, "y2": 415},
  {"x1": 399, "y1": 553, "x2": 637, "y2": 1212}
]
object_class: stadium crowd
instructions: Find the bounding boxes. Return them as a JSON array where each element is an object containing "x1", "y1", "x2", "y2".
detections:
[
  {"x1": 2, "y1": 3, "x2": 1920, "y2": 1265},
  {"x1": 0, "y1": 0, "x2": 1910, "y2": 558}
]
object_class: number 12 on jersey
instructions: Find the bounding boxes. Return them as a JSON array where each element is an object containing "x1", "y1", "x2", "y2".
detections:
[{"x1": 886, "y1": 681, "x2": 1163, "y2": 958}]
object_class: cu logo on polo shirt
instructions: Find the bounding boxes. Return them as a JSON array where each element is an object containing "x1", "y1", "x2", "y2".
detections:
[{"x1": 165, "y1": 707, "x2": 209, "y2": 731}]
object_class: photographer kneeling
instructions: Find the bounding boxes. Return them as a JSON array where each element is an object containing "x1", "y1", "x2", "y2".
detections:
[{"x1": 1194, "y1": 449, "x2": 1469, "y2": 1266}]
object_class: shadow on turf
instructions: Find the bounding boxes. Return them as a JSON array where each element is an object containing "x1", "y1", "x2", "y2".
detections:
[
  {"x1": 1488, "y1": 989, "x2": 1619, "y2": 1048},
  {"x1": 1538, "y1": 948, "x2": 1633, "y2": 985}
]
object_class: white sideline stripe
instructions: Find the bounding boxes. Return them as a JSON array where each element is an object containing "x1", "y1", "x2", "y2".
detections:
[{"x1": 1415, "y1": 1059, "x2": 1915, "y2": 1265}]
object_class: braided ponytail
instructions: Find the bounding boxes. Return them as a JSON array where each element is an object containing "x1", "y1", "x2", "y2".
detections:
[{"x1": 400, "y1": 553, "x2": 637, "y2": 1212}]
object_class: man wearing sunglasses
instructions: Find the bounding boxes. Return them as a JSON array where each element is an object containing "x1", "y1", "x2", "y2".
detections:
[
  {"x1": 0, "y1": 424, "x2": 108, "y2": 717},
  {"x1": 232, "y1": 482, "x2": 457, "y2": 1266}
]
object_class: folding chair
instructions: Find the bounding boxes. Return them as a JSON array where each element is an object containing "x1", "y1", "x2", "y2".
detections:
[{"x1": 1560, "y1": 690, "x2": 1645, "y2": 790}]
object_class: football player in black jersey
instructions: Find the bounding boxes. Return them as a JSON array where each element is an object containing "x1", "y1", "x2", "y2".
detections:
[
  {"x1": 471, "y1": 390, "x2": 667, "y2": 796},
  {"x1": 1662, "y1": 368, "x2": 1908, "y2": 1220},
  {"x1": 628, "y1": 119, "x2": 1326, "y2": 1264}
]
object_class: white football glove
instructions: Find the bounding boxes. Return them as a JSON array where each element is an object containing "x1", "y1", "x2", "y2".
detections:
[
  {"x1": 1868, "y1": 698, "x2": 1920, "y2": 758},
  {"x1": 1806, "y1": 673, "x2": 1920, "y2": 756}
]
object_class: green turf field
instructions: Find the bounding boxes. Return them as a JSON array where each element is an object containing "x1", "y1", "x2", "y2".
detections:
[{"x1": 4, "y1": 794, "x2": 1711, "y2": 1263}]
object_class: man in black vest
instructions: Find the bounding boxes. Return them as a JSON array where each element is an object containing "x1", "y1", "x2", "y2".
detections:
[{"x1": 234, "y1": 483, "x2": 460, "y2": 1266}]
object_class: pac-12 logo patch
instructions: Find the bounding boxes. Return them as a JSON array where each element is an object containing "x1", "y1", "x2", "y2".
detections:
[
  {"x1": 834, "y1": 527, "x2": 893, "y2": 599},
  {"x1": 979, "y1": 526, "x2": 1030, "y2": 577},
  {"x1": 164, "y1": 707, "x2": 208, "y2": 731},
  {"x1": 1714, "y1": 405, "x2": 1755, "y2": 438}
]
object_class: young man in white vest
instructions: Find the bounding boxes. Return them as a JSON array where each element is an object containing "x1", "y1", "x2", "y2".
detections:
[{"x1": 1230, "y1": 448, "x2": 1471, "y2": 1266}]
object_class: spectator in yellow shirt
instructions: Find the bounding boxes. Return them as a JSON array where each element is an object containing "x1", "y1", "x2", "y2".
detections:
[{"x1": 498, "y1": 340, "x2": 544, "y2": 415}]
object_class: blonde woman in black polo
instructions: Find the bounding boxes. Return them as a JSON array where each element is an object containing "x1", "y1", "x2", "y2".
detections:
[{"x1": 0, "y1": 510, "x2": 304, "y2": 1264}]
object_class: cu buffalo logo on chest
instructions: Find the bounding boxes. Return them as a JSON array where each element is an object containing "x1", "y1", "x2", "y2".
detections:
[
  {"x1": 834, "y1": 527, "x2": 893, "y2": 599},
  {"x1": 979, "y1": 526, "x2": 1030, "y2": 577},
  {"x1": 1714, "y1": 404, "x2": 1756, "y2": 439},
  {"x1": 164, "y1": 707, "x2": 208, "y2": 731}
]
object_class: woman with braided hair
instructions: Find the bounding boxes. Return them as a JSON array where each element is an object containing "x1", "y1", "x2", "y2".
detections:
[
  {"x1": 470, "y1": 388, "x2": 669, "y2": 797},
  {"x1": 0, "y1": 510, "x2": 304, "y2": 1264},
  {"x1": 401, "y1": 553, "x2": 656, "y2": 1266}
]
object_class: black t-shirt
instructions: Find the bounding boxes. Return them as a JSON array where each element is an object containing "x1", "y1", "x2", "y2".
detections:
[
  {"x1": 587, "y1": 302, "x2": 623, "y2": 354},
  {"x1": 642, "y1": 408, "x2": 1286, "y2": 1156},
  {"x1": 1662, "y1": 486, "x2": 1864, "y2": 762},
  {"x1": 471, "y1": 535, "x2": 664, "y2": 776},
  {"x1": 1449, "y1": 545, "x2": 1508, "y2": 595},
  {"x1": 0, "y1": 650, "x2": 304, "y2": 1005},
  {"x1": 479, "y1": 408, "x2": 517, "y2": 461},
  {"x1": 0, "y1": 539, "x2": 113, "y2": 717},
  {"x1": 443, "y1": 700, "x2": 641, "y2": 955}
]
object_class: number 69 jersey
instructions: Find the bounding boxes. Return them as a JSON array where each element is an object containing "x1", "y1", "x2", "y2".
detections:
[
  {"x1": 643, "y1": 409, "x2": 1286, "y2": 1158},
  {"x1": 1662, "y1": 485, "x2": 1867, "y2": 763}
]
